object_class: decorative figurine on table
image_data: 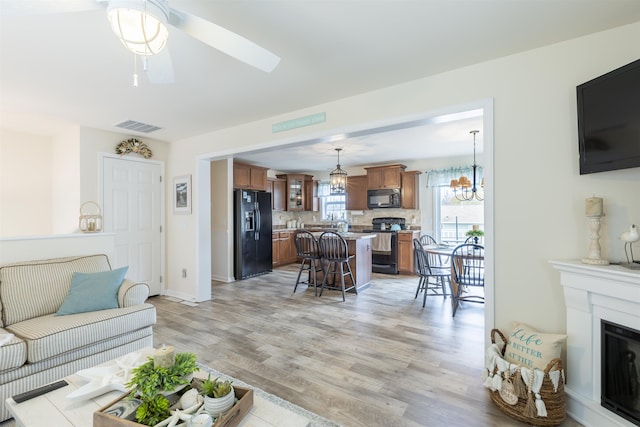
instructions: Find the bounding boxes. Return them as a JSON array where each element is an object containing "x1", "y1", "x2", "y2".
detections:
[{"x1": 620, "y1": 224, "x2": 639, "y2": 269}]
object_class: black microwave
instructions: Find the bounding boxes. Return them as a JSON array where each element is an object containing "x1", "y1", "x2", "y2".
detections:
[{"x1": 367, "y1": 188, "x2": 401, "y2": 209}]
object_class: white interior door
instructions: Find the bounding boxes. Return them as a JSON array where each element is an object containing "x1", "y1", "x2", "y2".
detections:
[{"x1": 102, "y1": 155, "x2": 163, "y2": 295}]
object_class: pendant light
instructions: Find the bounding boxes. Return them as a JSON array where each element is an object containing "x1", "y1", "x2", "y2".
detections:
[
  {"x1": 450, "y1": 130, "x2": 484, "y2": 201},
  {"x1": 330, "y1": 148, "x2": 348, "y2": 195}
]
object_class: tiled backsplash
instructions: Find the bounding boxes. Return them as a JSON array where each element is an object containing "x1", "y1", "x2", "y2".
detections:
[{"x1": 272, "y1": 209, "x2": 421, "y2": 230}]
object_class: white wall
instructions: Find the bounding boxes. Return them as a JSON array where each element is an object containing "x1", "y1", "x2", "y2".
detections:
[
  {"x1": 51, "y1": 126, "x2": 81, "y2": 234},
  {"x1": 0, "y1": 233, "x2": 115, "y2": 264},
  {"x1": 0, "y1": 129, "x2": 54, "y2": 237},
  {"x1": 0, "y1": 126, "x2": 171, "y2": 237},
  {"x1": 165, "y1": 22, "x2": 640, "y2": 336},
  {"x1": 210, "y1": 158, "x2": 233, "y2": 282}
]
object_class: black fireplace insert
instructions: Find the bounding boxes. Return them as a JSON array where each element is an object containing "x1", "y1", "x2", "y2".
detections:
[{"x1": 601, "y1": 319, "x2": 640, "y2": 426}]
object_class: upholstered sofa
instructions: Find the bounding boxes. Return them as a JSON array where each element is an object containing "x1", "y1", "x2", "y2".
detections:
[{"x1": 0, "y1": 254, "x2": 156, "y2": 421}]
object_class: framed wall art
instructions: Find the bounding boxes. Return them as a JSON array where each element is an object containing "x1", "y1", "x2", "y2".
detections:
[{"x1": 173, "y1": 175, "x2": 191, "y2": 214}]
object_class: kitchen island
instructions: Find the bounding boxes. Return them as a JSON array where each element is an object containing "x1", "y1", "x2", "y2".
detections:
[{"x1": 310, "y1": 232, "x2": 376, "y2": 292}]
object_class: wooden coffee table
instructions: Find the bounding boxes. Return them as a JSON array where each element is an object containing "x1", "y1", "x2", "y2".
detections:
[{"x1": 6, "y1": 350, "x2": 313, "y2": 427}]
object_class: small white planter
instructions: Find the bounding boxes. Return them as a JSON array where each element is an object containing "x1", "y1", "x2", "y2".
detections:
[{"x1": 203, "y1": 387, "x2": 235, "y2": 417}]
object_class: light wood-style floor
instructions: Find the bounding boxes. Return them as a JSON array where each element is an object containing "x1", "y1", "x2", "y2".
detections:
[{"x1": 150, "y1": 265, "x2": 582, "y2": 427}]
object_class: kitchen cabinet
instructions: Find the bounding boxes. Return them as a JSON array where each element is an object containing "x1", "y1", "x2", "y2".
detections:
[
  {"x1": 365, "y1": 164, "x2": 406, "y2": 189},
  {"x1": 346, "y1": 175, "x2": 367, "y2": 210},
  {"x1": 272, "y1": 232, "x2": 280, "y2": 267},
  {"x1": 277, "y1": 174, "x2": 314, "y2": 211},
  {"x1": 272, "y1": 230, "x2": 297, "y2": 266},
  {"x1": 398, "y1": 230, "x2": 420, "y2": 274},
  {"x1": 304, "y1": 178, "x2": 319, "y2": 211},
  {"x1": 233, "y1": 163, "x2": 268, "y2": 191},
  {"x1": 282, "y1": 231, "x2": 297, "y2": 264},
  {"x1": 401, "y1": 171, "x2": 421, "y2": 209},
  {"x1": 267, "y1": 178, "x2": 286, "y2": 211}
]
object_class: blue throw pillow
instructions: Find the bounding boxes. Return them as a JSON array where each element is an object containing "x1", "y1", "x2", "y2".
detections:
[{"x1": 56, "y1": 266, "x2": 129, "y2": 316}]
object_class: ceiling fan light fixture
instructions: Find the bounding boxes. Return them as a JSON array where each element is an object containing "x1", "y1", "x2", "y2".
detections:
[{"x1": 107, "y1": 0, "x2": 169, "y2": 56}]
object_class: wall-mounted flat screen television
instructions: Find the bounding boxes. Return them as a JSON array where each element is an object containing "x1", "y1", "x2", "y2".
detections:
[{"x1": 577, "y1": 58, "x2": 640, "y2": 174}]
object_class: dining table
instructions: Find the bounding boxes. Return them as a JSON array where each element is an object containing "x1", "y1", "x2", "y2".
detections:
[{"x1": 423, "y1": 244, "x2": 485, "y2": 308}]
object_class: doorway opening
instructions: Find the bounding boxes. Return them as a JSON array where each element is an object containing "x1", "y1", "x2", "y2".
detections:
[{"x1": 196, "y1": 98, "x2": 494, "y2": 342}]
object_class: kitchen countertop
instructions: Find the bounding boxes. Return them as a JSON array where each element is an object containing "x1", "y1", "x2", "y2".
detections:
[
  {"x1": 273, "y1": 227, "x2": 417, "y2": 237},
  {"x1": 272, "y1": 228, "x2": 377, "y2": 240},
  {"x1": 309, "y1": 231, "x2": 377, "y2": 240}
]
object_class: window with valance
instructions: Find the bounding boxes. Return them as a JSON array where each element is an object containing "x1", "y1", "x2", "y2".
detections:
[{"x1": 425, "y1": 166, "x2": 484, "y2": 188}]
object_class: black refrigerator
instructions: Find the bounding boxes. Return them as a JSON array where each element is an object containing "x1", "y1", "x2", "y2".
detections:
[{"x1": 234, "y1": 189, "x2": 272, "y2": 280}]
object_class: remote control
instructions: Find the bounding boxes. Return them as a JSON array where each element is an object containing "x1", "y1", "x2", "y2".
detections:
[{"x1": 12, "y1": 379, "x2": 69, "y2": 403}]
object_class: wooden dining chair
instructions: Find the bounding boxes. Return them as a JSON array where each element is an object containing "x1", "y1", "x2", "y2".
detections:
[
  {"x1": 450, "y1": 243, "x2": 485, "y2": 317},
  {"x1": 419, "y1": 234, "x2": 449, "y2": 268},
  {"x1": 318, "y1": 231, "x2": 357, "y2": 301},
  {"x1": 419, "y1": 234, "x2": 437, "y2": 246},
  {"x1": 292, "y1": 230, "x2": 324, "y2": 296},
  {"x1": 413, "y1": 239, "x2": 450, "y2": 307}
]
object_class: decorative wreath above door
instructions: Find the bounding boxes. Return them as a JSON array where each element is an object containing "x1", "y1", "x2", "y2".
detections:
[{"x1": 116, "y1": 138, "x2": 153, "y2": 159}]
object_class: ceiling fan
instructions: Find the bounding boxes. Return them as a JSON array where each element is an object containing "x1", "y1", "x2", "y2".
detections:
[{"x1": 2, "y1": 0, "x2": 281, "y2": 83}]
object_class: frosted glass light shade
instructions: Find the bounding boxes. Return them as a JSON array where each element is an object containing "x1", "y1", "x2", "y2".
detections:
[{"x1": 107, "y1": 0, "x2": 169, "y2": 56}]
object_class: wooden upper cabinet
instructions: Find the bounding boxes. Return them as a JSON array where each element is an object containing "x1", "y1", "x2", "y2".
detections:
[
  {"x1": 401, "y1": 171, "x2": 421, "y2": 209},
  {"x1": 346, "y1": 175, "x2": 368, "y2": 210},
  {"x1": 277, "y1": 174, "x2": 313, "y2": 211},
  {"x1": 268, "y1": 178, "x2": 287, "y2": 211},
  {"x1": 365, "y1": 164, "x2": 406, "y2": 189},
  {"x1": 233, "y1": 163, "x2": 268, "y2": 191},
  {"x1": 304, "y1": 178, "x2": 319, "y2": 212}
]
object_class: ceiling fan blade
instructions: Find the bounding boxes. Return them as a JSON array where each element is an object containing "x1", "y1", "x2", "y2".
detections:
[
  {"x1": 142, "y1": 48, "x2": 175, "y2": 84},
  {"x1": 168, "y1": 7, "x2": 280, "y2": 73},
  {"x1": 0, "y1": 0, "x2": 103, "y2": 16}
]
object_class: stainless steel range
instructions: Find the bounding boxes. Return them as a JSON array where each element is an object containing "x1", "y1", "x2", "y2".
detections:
[{"x1": 364, "y1": 217, "x2": 406, "y2": 274}]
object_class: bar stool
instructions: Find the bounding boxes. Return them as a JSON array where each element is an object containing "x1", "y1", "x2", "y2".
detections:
[
  {"x1": 318, "y1": 231, "x2": 357, "y2": 301},
  {"x1": 293, "y1": 230, "x2": 324, "y2": 296}
]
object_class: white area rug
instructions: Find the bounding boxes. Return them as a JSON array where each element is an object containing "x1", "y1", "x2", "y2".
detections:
[{"x1": 196, "y1": 362, "x2": 341, "y2": 427}]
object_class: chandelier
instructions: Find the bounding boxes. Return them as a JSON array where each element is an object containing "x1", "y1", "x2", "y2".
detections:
[
  {"x1": 450, "y1": 130, "x2": 484, "y2": 201},
  {"x1": 330, "y1": 148, "x2": 348, "y2": 195},
  {"x1": 107, "y1": 0, "x2": 170, "y2": 56}
]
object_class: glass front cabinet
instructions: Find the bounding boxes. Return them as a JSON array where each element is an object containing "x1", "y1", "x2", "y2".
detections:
[
  {"x1": 288, "y1": 176, "x2": 304, "y2": 211},
  {"x1": 277, "y1": 174, "x2": 313, "y2": 211}
]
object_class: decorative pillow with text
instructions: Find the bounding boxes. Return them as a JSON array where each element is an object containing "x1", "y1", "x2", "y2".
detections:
[{"x1": 503, "y1": 322, "x2": 566, "y2": 370}]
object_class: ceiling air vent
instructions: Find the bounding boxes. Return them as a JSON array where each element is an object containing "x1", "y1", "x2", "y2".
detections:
[{"x1": 114, "y1": 120, "x2": 162, "y2": 134}]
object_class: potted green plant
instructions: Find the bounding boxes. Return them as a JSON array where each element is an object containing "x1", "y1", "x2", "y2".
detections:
[
  {"x1": 465, "y1": 228, "x2": 484, "y2": 244},
  {"x1": 201, "y1": 374, "x2": 235, "y2": 416},
  {"x1": 126, "y1": 352, "x2": 198, "y2": 426}
]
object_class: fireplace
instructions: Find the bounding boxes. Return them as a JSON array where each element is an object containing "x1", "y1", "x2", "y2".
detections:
[
  {"x1": 551, "y1": 260, "x2": 640, "y2": 427},
  {"x1": 601, "y1": 320, "x2": 640, "y2": 426}
]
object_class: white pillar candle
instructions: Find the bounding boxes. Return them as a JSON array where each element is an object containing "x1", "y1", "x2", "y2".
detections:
[
  {"x1": 153, "y1": 344, "x2": 175, "y2": 369},
  {"x1": 585, "y1": 197, "x2": 603, "y2": 217}
]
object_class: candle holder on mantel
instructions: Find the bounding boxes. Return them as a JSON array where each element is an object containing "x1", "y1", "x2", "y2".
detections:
[{"x1": 581, "y1": 196, "x2": 609, "y2": 265}]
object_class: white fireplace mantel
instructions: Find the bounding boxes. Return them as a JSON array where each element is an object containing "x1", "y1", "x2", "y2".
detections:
[{"x1": 550, "y1": 260, "x2": 640, "y2": 427}]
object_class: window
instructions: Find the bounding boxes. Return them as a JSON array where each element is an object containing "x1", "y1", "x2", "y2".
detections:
[
  {"x1": 427, "y1": 167, "x2": 484, "y2": 243},
  {"x1": 437, "y1": 187, "x2": 483, "y2": 244},
  {"x1": 318, "y1": 181, "x2": 346, "y2": 221}
]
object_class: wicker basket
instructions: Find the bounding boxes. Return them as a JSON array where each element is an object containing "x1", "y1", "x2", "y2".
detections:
[{"x1": 487, "y1": 329, "x2": 566, "y2": 427}]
